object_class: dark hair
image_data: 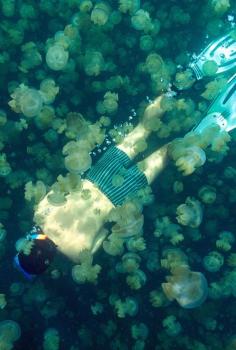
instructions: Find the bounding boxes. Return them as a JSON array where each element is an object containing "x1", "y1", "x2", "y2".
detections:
[{"x1": 18, "y1": 237, "x2": 57, "y2": 275}]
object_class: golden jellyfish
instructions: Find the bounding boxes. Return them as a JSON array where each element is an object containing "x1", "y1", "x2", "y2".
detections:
[
  {"x1": 110, "y1": 202, "x2": 144, "y2": 238},
  {"x1": 162, "y1": 266, "x2": 208, "y2": 308},
  {"x1": 226, "y1": 335, "x2": 236, "y2": 350},
  {"x1": 111, "y1": 214, "x2": 144, "y2": 238}
]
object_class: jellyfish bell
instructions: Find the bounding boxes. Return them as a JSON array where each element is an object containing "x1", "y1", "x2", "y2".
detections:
[
  {"x1": 162, "y1": 266, "x2": 208, "y2": 309},
  {"x1": 226, "y1": 335, "x2": 236, "y2": 350},
  {"x1": 112, "y1": 215, "x2": 144, "y2": 238}
]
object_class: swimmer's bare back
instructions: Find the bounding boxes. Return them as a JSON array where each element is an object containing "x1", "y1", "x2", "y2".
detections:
[{"x1": 34, "y1": 179, "x2": 114, "y2": 262}]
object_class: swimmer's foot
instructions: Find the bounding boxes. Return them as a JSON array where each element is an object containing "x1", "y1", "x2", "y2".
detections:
[
  {"x1": 193, "y1": 73, "x2": 236, "y2": 135},
  {"x1": 189, "y1": 32, "x2": 236, "y2": 80}
]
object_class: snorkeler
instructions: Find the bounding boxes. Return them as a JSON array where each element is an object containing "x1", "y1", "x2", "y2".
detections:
[{"x1": 14, "y1": 32, "x2": 236, "y2": 281}]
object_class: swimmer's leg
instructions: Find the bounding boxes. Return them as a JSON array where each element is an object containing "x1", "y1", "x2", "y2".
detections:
[
  {"x1": 116, "y1": 123, "x2": 150, "y2": 159},
  {"x1": 137, "y1": 144, "x2": 169, "y2": 185},
  {"x1": 117, "y1": 96, "x2": 165, "y2": 159}
]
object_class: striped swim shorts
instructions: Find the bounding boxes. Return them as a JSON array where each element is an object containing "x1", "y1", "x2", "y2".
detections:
[{"x1": 85, "y1": 146, "x2": 148, "y2": 206}]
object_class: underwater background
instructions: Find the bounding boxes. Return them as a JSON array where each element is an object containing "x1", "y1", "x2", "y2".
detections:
[{"x1": 0, "y1": 0, "x2": 236, "y2": 349}]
